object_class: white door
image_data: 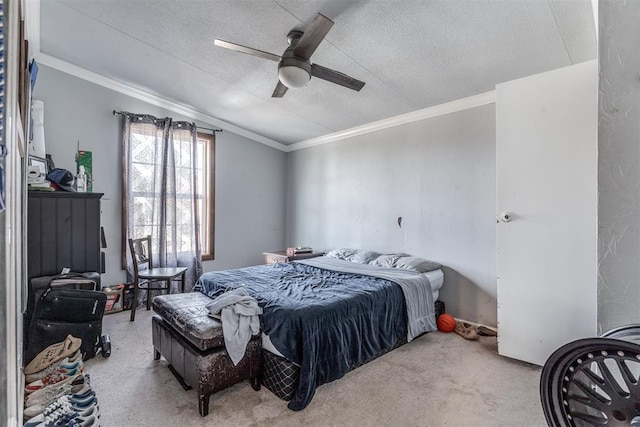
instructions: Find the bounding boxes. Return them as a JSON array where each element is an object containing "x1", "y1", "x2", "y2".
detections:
[{"x1": 496, "y1": 61, "x2": 598, "y2": 366}]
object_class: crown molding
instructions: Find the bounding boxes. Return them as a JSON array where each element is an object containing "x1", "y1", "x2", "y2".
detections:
[
  {"x1": 33, "y1": 53, "x2": 289, "y2": 152},
  {"x1": 286, "y1": 90, "x2": 496, "y2": 152}
]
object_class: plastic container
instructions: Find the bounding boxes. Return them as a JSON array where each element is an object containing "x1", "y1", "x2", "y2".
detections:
[{"x1": 76, "y1": 165, "x2": 87, "y2": 192}]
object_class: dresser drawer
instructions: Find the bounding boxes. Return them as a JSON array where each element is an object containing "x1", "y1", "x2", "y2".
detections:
[
  {"x1": 263, "y1": 251, "x2": 325, "y2": 265},
  {"x1": 264, "y1": 253, "x2": 288, "y2": 265}
]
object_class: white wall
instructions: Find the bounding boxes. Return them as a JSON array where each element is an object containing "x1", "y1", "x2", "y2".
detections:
[
  {"x1": 598, "y1": 1, "x2": 640, "y2": 333},
  {"x1": 286, "y1": 105, "x2": 497, "y2": 326},
  {"x1": 33, "y1": 65, "x2": 287, "y2": 287}
]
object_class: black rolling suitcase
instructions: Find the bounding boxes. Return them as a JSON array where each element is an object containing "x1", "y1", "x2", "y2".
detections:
[{"x1": 24, "y1": 273, "x2": 107, "y2": 364}]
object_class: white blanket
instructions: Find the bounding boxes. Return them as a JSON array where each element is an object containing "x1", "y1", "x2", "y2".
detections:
[{"x1": 206, "y1": 287, "x2": 262, "y2": 365}]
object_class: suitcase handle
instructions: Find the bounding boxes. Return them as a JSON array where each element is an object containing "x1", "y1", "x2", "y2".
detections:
[
  {"x1": 42, "y1": 273, "x2": 99, "y2": 298},
  {"x1": 52, "y1": 272, "x2": 94, "y2": 281}
]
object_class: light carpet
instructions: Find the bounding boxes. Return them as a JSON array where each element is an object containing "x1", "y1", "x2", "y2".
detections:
[{"x1": 85, "y1": 309, "x2": 546, "y2": 426}]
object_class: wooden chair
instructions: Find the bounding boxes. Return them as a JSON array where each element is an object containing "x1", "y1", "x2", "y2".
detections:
[{"x1": 128, "y1": 235, "x2": 187, "y2": 321}]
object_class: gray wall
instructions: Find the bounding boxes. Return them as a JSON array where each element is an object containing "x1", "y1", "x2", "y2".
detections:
[
  {"x1": 598, "y1": 1, "x2": 640, "y2": 333},
  {"x1": 33, "y1": 65, "x2": 287, "y2": 287},
  {"x1": 286, "y1": 105, "x2": 497, "y2": 326}
]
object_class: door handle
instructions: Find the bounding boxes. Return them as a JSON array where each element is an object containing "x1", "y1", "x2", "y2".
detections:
[{"x1": 499, "y1": 212, "x2": 513, "y2": 223}]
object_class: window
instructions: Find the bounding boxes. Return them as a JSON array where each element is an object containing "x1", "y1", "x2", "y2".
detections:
[
  {"x1": 195, "y1": 132, "x2": 215, "y2": 260},
  {"x1": 122, "y1": 124, "x2": 215, "y2": 266}
]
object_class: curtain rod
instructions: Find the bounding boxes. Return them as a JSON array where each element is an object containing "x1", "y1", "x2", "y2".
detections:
[{"x1": 112, "y1": 110, "x2": 223, "y2": 133}]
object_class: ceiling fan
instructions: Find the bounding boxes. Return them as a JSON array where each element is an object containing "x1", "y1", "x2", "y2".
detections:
[{"x1": 214, "y1": 13, "x2": 366, "y2": 98}]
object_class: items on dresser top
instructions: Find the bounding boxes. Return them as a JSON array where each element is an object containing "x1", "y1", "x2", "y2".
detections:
[{"x1": 262, "y1": 250, "x2": 325, "y2": 265}]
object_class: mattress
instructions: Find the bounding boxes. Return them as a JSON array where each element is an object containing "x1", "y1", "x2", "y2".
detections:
[{"x1": 426, "y1": 268, "x2": 444, "y2": 301}]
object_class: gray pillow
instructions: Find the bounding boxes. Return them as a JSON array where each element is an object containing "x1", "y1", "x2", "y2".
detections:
[
  {"x1": 369, "y1": 254, "x2": 403, "y2": 268},
  {"x1": 327, "y1": 248, "x2": 381, "y2": 264},
  {"x1": 326, "y1": 248, "x2": 359, "y2": 260},
  {"x1": 393, "y1": 256, "x2": 441, "y2": 273},
  {"x1": 351, "y1": 250, "x2": 380, "y2": 264}
]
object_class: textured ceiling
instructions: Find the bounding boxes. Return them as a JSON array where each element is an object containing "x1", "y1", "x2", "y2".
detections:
[{"x1": 37, "y1": 0, "x2": 596, "y2": 145}]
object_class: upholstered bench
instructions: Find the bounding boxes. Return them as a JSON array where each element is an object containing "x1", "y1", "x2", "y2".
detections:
[{"x1": 152, "y1": 293, "x2": 261, "y2": 417}]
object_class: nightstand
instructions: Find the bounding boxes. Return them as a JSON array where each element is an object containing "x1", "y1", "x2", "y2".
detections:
[{"x1": 263, "y1": 250, "x2": 325, "y2": 265}]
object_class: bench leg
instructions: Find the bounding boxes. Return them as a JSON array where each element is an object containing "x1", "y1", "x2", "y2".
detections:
[
  {"x1": 154, "y1": 348, "x2": 160, "y2": 361},
  {"x1": 198, "y1": 393, "x2": 210, "y2": 417},
  {"x1": 250, "y1": 376, "x2": 261, "y2": 391}
]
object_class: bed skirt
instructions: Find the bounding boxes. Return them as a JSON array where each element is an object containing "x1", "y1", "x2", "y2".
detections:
[{"x1": 261, "y1": 299, "x2": 446, "y2": 401}]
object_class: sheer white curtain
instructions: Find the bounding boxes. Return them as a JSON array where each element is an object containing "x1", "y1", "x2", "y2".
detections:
[{"x1": 122, "y1": 113, "x2": 202, "y2": 293}]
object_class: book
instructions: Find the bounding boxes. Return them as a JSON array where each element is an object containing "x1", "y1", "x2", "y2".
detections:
[
  {"x1": 28, "y1": 182, "x2": 53, "y2": 191},
  {"x1": 294, "y1": 247, "x2": 313, "y2": 254}
]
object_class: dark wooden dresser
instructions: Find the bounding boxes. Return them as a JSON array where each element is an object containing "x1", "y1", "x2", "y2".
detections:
[{"x1": 27, "y1": 191, "x2": 104, "y2": 279}]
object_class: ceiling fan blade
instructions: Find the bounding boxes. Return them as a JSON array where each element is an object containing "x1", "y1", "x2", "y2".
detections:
[
  {"x1": 214, "y1": 39, "x2": 281, "y2": 62},
  {"x1": 293, "y1": 13, "x2": 334, "y2": 60},
  {"x1": 311, "y1": 63, "x2": 365, "y2": 91},
  {"x1": 272, "y1": 81, "x2": 288, "y2": 98}
]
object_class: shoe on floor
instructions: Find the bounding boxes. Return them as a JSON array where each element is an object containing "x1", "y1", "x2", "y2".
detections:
[
  {"x1": 25, "y1": 359, "x2": 83, "y2": 383},
  {"x1": 23, "y1": 402, "x2": 99, "y2": 426},
  {"x1": 24, "y1": 335, "x2": 82, "y2": 375},
  {"x1": 454, "y1": 321, "x2": 479, "y2": 340},
  {"x1": 25, "y1": 374, "x2": 87, "y2": 406},
  {"x1": 25, "y1": 370, "x2": 83, "y2": 394},
  {"x1": 23, "y1": 390, "x2": 98, "y2": 418},
  {"x1": 477, "y1": 325, "x2": 498, "y2": 337}
]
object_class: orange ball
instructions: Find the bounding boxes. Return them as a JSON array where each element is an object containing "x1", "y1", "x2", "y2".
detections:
[{"x1": 437, "y1": 313, "x2": 456, "y2": 332}]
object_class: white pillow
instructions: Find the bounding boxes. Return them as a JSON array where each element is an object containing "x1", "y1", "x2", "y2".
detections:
[
  {"x1": 326, "y1": 248, "x2": 359, "y2": 260},
  {"x1": 351, "y1": 250, "x2": 380, "y2": 264},
  {"x1": 327, "y1": 248, "x2": 380, "y2": 264},
  {"x1": 368, "y1": 254, "x2": 404, "y2": 268},
  {"x1": 393, "y1": 256, "x2": 441, "y2": 273}
]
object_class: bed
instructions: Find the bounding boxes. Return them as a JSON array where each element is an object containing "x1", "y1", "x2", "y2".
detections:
[{"x1": 192, "y1": 249, "x2": 445, "y2": 411}]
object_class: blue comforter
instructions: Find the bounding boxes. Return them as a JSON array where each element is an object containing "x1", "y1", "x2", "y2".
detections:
[{"x1": 194, "y1": 258, "x2": 435, "y2": 410}]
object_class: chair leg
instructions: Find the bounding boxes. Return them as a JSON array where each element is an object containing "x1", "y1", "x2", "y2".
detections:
[
  {"x1": 130, "y1": 283, "x2": 139, "y2": 322},
  {"x1": 181, "y1": 272, "x2": 186, "y2": 293},
  {"x1": 146, "y1": 288, "x2": 151, "y2": 311}
]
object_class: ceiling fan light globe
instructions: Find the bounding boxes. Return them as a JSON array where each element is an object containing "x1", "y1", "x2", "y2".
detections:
[{"x1": 278, "y1": 65, "x2": 311, "y2": 89}]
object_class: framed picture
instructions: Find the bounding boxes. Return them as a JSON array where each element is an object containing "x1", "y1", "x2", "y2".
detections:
[{"x1": 28, "y1": 155, "x2": 48, "y2": 176}]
